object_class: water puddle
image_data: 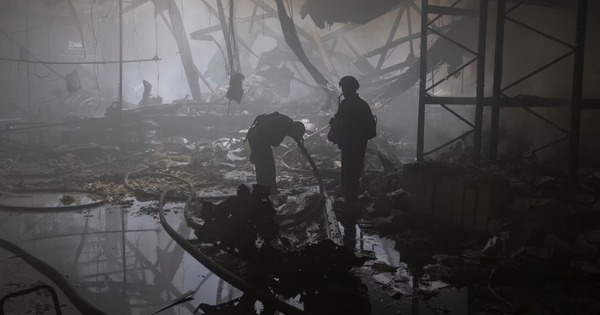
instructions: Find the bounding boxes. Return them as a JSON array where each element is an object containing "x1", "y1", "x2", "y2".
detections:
[
  {"x1": 0, "y1": 199, "x2": 239, "y2": 315},
  {"x1": 351, "y1": 226, "x2": 470, "y2": 314},
  {"x1": 0, "y1": 195, "x2": 474, "y2": 315}
]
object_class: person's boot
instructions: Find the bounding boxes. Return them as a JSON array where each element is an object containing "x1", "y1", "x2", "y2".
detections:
[
  {"x1": 342, "y1": 219, "x2": 357, "y2": 248},
  {"x1": 341, "y1": 201, "x2": 360, "y2": 248}
]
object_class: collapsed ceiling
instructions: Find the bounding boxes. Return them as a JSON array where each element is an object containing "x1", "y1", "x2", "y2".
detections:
[{"x1": 300, "y1": 0, "x2": 406, "y2": 29}]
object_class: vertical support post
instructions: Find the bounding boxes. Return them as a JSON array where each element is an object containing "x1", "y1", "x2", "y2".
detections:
[
  {"x1": 26, "y1": 0, "x2": 31, "y2": 116},
  {"x1": 417, "y1": 0, "x2": 428, "y2": 161},
  {"x1": 118, "y1": 0, "x2": 123, "y2": 111},
  {"x1": 569, "y1": 0, "x2": 587, "y2": 186},
  {"x1": 490, "y1": 0, "x2": 505, "y2": 163},
  {"x1": 474, "y1": 0, "x2": 488, "y2": 165}
]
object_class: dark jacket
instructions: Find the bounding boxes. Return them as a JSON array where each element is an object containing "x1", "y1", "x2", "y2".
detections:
[
  {"x1": 334, "y1": 94, "x2": 374, "y2": 148},
  {"x1": 246, "y1": 112, "x2": 293, "y2": 147}
]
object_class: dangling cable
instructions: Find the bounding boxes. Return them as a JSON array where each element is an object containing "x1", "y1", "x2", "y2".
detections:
[
  {"x1": 155, "y1": 16, "x2": 160, "y2": 99},
  {"x1": 132, "y1": 7, "x2": 137, "y2": 56}
]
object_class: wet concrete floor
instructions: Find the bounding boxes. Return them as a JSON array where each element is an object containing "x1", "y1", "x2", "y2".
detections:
[
  {"x1": 0, "y1": 198, "x2": 238, "y2": 315},
  {"x1": 351, "y1": 225, "x2": 470, "y2": 315},
  {"x1": 0, "y1": 194, "x2": 470, "y2": 315}
]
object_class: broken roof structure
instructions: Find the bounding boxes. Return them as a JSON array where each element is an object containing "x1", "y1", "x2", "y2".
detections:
[{"x1": 1, "y1": 0, "x2": 600, "y2": 314}]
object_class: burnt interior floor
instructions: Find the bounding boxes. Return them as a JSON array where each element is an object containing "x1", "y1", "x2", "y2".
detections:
[
  {"x1": 1, "y1": 127, "x2": 600, "y2": 315},
  {"x1": 1, "y1": 0, "x2": 600, "y2": 313}
]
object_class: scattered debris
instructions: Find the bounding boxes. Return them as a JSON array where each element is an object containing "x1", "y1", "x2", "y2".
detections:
[{"x1": 60, "y1": 194, "x2": 76, "y2": 205}]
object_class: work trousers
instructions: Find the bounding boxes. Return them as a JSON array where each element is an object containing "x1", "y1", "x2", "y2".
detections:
[
  {"x1": 249, "y1": 139, "x2": 277, "y2": 194},
  {"x1": 341, "y1": 139, "x2": 367, "y2": 206}
]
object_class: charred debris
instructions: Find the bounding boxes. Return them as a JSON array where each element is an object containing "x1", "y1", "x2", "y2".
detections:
[{"x1": 1, "y1": 0, "x2": 600, "y2": 314}]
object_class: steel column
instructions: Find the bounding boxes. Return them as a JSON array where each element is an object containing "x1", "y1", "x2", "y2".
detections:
[
  {"x1": 490, "y1": 0, "x2": 506, "y2": 162},
  {"x1": 118, "y1": 0, "x2": 123, "y2": 111},
  {"x1": 417, "y1": 0, "x2": 428, "y2": 161},
  {"x1": 569, "y1": 0, "x2": 588, "y2": 185},
  {"x1": 474, "y1": 0, "x2": 488, "y2": 165},
  {"x1": 26, "y1": 0, "x2": 31, "y2": 115}
]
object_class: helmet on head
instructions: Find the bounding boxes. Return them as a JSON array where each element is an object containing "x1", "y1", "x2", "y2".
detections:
[
  {"x1": 289, "y1": 121, "x2": 306, "y2": 140},
  {"x1": 339, "y1": 76, "x2": 359, "y2": 92}
]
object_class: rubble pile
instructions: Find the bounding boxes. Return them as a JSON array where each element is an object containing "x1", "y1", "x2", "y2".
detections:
[
  {"x1": 353, "y1": 162, "x2": 600, "y2": 313},
  {"x1": 188, "y1": 184, "x2": 372, "y2": 315},
  {"x1": 4, "y1": 101, "x2": 599, "y2": 313}
]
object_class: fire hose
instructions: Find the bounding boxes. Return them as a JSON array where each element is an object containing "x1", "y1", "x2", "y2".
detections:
[
  {"x1": 156, "y1": 180, "x2": 309, "y2": 315},
  {"x1": 0, "y1": 238, "x2": 105, "y2": 315},
  {"x1": 123, "y1": 146, "x2": 327, "y2": 312},
  {"x1": 123, "y1": 145, "x2": 326, "y2": 230},
  {"x1": 276, "y1": 144, "x2": 326, "y2": 229}
]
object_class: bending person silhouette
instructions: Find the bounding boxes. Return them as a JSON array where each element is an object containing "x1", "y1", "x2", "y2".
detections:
[{"x1": 246, "y1": 112, "x2": 306, "y2": 195}]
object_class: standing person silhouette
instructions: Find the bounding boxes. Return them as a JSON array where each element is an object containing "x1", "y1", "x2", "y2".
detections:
[
  {"x1": 328, "y1": 76, "x2": 376, "y2": 246},
  {"x1": 246, "y1": 112, "x2": 306, "y2": 195}
]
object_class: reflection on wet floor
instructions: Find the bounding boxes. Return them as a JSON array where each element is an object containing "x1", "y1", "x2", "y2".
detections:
[
  {"x1": 0, "y1": 195, "x2": 473, "y2": 315},
  {"x1": 0, "y1": 200, "x2": 238, "y2": 315},
  {"x1": 349, "y1": 224, "x2": 469, "y2": 315}
]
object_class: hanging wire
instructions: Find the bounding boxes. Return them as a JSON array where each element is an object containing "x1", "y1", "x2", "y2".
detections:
[
  {"x1": 155, "y1": 16, "x2": 160, "y2": 97},
  {"x1": 89, "y1": 0, "x2": 96, "y2": 56},
  {"x1": 136, "y1": 7, "x2": 143, "y2": 81},
  {"x1": 5, "y1": 63, "x2": 13, "y2": 82},
  {"x1": 33, "y1": 9, "x2": 53, "y2": 79},
  {"x1": 33, "y1": 64, "x2": 51, "y2": 79},
  {"x1": 99, "y1": 0, "x2": 114, "y2": 19},
  {"x1": 132, "y1": 7, "x2": 138, "y2": 56},
  {"x1": 94, "y1": 2, "x2": 107, "y2": 61},
  {"x1": 90, "y1": 0, "x2": 101, "y2": 92},
  {"x1": 15, "y1": 63, "x2": 20, "y2": 96},
  {"x1": 87, "y1": 1, "x2": 96, "y2": 91},
  {"x1": 46, "y1": 9, "x2": 52, "y2": 62}
]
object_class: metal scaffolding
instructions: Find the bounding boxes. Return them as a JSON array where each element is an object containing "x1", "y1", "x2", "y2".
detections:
[
  {"x1": 417, "y1": 0, "x2": 488, "y2": 164},
  {"x1": 488, "y1": 0, "x2": 589, "y2": 182},
  {"x1": 416, "y1": 0, "x2": 592, "y2": 180}
]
